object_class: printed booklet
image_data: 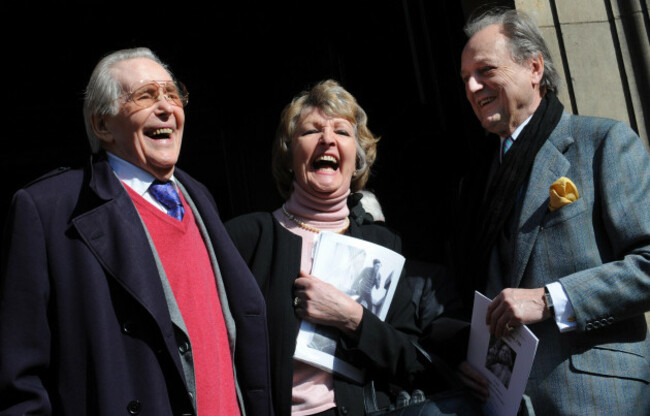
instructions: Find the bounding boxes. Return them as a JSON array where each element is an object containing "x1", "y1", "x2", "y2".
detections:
[
  {"x1": 293, "y1": 231, "x2": 405, "y2": 382},
  {"x1": 467, "y1": 291, "x2": 539, "y2": 416}
]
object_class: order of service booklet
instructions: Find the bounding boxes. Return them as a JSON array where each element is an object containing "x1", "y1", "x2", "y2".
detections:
[
  {"x1": 293, "y1": 231, "x2": 405, "y2": 382},
  {"x1": 467, "y1": 291, "x2": 539, "y2": 416}
]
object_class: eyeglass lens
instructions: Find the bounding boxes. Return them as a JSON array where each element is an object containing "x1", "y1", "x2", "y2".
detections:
[{"x1": 130, "y1": 81, "x2": 188, "y2": 108}]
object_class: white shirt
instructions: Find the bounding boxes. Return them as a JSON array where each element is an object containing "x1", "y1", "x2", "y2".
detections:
[{"x1": 106, "y1": 152, "x2": 179, "y2": 215}]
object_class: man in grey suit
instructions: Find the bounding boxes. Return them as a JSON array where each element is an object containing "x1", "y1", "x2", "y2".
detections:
[{"x1": 454, "y1": 8, "x2": 650, "y2": 415}]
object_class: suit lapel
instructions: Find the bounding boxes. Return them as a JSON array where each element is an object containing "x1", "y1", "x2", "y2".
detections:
[{"x1": 510, "y1": 113, "x2": 574, "y2": 287}]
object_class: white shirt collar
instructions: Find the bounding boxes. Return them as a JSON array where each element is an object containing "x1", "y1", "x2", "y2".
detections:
[
  {"x1": 500, "y1": 114, "x2": 533, "y2": 143},
  {"x1": 511, "y1": 114, "x2": 533, "y2": 140},
  {"x1": 106, "y1": 153, "x2": 178, "y2": 192},
  {"x1": 499, "y1": 114, "x2": 533, "y2": 162},
  {"x1": 106, "y1": 152, "x2": 178, "y2": 212}
]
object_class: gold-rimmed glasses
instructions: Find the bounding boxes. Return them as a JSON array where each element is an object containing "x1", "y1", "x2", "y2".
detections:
[{"x1": 120, "y1": 80, "x2": 189, "y2": 108}]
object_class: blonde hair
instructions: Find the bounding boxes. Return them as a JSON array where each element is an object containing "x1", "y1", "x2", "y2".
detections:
[{"x1": 272, "y1": 79, "x2": 380, "y2": 199}]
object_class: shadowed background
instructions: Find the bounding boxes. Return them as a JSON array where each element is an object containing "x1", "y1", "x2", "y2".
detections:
[{"x1": 4, "y1": 1, "x2": 497, "y2": 263}]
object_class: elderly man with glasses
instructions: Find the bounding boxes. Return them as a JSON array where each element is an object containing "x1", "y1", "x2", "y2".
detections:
[{"x1": 0, "y1": 47, "x2": 273, "y2": 416}]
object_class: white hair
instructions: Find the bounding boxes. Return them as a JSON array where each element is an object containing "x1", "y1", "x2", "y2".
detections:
[{"x1": 83, "y1": 47, "x2": 170, "y2": 153}]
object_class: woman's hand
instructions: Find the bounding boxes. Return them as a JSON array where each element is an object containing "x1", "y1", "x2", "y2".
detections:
[{"x1": 293, "y1": 270, "x2": 364, "y2": 336}]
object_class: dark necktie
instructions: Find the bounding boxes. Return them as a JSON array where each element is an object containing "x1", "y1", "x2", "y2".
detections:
[{"x1": 150, "y1": 181, "x2": 185, "y2": 221}]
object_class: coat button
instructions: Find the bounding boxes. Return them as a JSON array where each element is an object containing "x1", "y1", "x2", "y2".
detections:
[
  {"x1": 339, "y1": 406, "x2": 348, "y2": 414},
  {"x1": 122, "y1": 322, "x2": 136, "y2": 335},
  {"x1": 126, "y1": 400, "x2": 142, "y2": 414},
  {"x1": 179, "y1": 341, "x2": 191, "y2": 354}
]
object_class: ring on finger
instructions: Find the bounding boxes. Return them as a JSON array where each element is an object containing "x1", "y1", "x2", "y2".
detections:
[{"x1": 505, "y1": 323, "x2": 514, "y2": 332}]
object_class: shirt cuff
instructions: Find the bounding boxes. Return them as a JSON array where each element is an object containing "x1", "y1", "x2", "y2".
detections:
[{"x1": 546, "y1": 282, "x2": 577, "y2": 333}]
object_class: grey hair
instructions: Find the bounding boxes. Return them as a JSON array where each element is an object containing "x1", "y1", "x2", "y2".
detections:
[
  {"x1": 464, "y1": 8, "x2": 561, "y2": 93},
  {"x1": 83, "y1": 47, "x2": 170, "y2": 153}
]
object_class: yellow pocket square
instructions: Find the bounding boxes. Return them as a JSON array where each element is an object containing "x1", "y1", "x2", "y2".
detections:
[{"x1": 549, "y1": 177, "x2": 579, "y2": 212}]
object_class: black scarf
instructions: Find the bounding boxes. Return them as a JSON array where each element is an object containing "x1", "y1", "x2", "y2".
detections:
[{"x1": 468, "y1": 92, "x2": 564, "y2": 294}]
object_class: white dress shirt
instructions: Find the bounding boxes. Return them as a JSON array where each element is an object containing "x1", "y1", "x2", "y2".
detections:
[{"x1": 106, "y1": 152, "x2": 180, "y2": 215}]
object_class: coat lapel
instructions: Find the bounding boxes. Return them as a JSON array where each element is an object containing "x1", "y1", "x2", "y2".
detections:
[
  {"x1": 70, "y1": 156, "x2": 179, "y2": 350},
  {"x1": 175, "y1": 169, "x2": 268, "y2": 315},
  {"x1": 510, "y1": 113, "x2": 574, "y2": 287}
]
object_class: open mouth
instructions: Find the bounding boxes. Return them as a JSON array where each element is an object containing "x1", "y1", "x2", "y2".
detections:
[
  {"x1": 312, "y1": 155, "x2": 339, "y2": 172},
  {"x1": 478, "y1": 97, "x2": 496, "y2": 107},
  {"x1": 146, "y1": 128, "x2": 173, "y2": 139}
]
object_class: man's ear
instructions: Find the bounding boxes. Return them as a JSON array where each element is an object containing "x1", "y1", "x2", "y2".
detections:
[
  {"x1": 91, "y1": 114, "x2": 113, "y2": 144},
  {"x1": 529, "y1": 52, "x2": 544, "y2": 87}
]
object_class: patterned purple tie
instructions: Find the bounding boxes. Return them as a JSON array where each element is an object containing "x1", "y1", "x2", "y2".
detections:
[{"x1": 149, "y1": 181, "x2": 185, "y2": 221}]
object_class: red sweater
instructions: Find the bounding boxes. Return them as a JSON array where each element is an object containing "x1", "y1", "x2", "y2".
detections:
[{"x1": 126, "y1": 185, "x2": 240, "y2": 415}]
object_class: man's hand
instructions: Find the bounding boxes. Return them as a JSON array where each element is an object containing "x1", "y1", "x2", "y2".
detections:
[
  {"x1": 486, "y1": 288, "x2": 551, "y2": 337},
  {"x1": 293, "y1": 271, "x2": 364, "y2": 336}
]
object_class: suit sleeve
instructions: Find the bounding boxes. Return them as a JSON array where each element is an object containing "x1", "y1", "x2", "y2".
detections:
[
  {"x1": 559, "y1": 121, "x2": 650, "y2": 330},
  {"x1": 0, "y1": 190, "x2": 53, "y2": 414}
]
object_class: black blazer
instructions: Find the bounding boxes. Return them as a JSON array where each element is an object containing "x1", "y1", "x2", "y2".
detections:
[
  {"x1": 226, "y1": 212, "x2": 424, "y2": 416},
  {"x1": 0, "y1": 155, "x2": 273, "y2": 416}
]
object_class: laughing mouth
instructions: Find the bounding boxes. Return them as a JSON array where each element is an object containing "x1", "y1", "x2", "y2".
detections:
[
  {"x1": 146, "y1": 128, "x2": 173, "y2": 139},
  {"x1": 313, "y1": 155, "x2": 339, "y2": 171},
  {"x1": 478, "y1": 97, "x2": 496, "y2": 107}
]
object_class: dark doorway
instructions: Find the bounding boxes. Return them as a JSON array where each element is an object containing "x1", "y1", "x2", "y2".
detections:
[{"x1": 4, "y1": 1, "x2": 490, "y2": 264}]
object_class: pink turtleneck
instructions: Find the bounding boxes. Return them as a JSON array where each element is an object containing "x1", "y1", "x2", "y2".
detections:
[{"x1": 272, "y1": 180, "x2": 350, "y2": 416}]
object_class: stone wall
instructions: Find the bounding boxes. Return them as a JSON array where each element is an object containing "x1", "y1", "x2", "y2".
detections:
[{"x1": 516, "y1": 0, "x2": 650, "y2": 148}]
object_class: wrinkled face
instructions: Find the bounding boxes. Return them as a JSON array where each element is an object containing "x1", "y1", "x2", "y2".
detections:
[
  {"x1": 291, "y1": 107, "x2": 357, "y2": 199},
  {"x1": 460, "y1": 24, "x2": 543, "y2": 137},
  {"x1": 96, "y1": 57, "x2": 185, "y2": 180}
]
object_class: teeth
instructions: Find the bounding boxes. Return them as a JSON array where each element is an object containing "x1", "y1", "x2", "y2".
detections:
[
  {"x1": 316, "y1": 155, "x2": 338, "y2": 163},
  {"x1": 313, "y1": 155, "x2": 339, "y2": 171},
  {"x1": 150, "y1": 128, "x2": 173, "y2": 136},
  {"x1": 479, "y1": 97, "x2": 495, "y2": 107}
]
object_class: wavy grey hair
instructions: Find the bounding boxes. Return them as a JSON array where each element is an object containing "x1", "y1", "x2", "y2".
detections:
[
  {"x1": 83, "y1": 47, "x2": 171, "y2": 153},
  {"x1": 272, "y1": 79, "x2": 380, "y2": 200},
  {"x1": 464, "y1": 8, "x2": 561, "y2": 94}
]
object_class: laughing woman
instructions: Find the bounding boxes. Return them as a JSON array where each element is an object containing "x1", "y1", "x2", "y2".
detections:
[{"x1": 225, "y1": 80, "x2": 423, "y2": 416}]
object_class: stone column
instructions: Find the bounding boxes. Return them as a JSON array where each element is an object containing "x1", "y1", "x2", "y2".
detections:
[{"x1": 515, "y1": 0, "x2": 650, "y2": 148}]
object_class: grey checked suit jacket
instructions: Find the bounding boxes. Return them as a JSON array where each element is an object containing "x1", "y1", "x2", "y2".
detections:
[{"x1": 486, "y1": 112, "x2": 650, "y2": 415}]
